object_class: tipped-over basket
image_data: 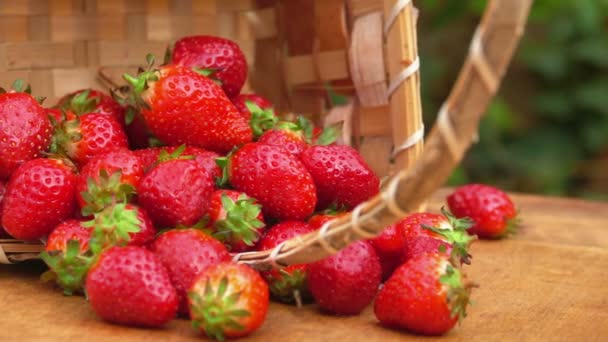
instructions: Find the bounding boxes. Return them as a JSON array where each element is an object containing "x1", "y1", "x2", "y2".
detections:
[{"x1": 0, "y1": 0, "x2": 533, "y2": 265}]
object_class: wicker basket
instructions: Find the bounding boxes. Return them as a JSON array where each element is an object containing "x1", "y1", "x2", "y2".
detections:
[{"x1": 0, "y1": 0, "x2": 532, "y2": 266}]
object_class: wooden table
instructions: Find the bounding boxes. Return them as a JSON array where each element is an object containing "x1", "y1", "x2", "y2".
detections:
[{"x1": 1, "y1": 190, "x2": 607, "y2": 341}]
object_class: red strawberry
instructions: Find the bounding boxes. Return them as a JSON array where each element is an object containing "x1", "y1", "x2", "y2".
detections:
[
  {"x1": 400, "y1": 210, "x2": 475, "y2": 264},
  {"x1": 40, "y1": 219, "x2": 92, "y2": 295},
  {"x1": 123, "y1": 106, "x2": 157, "y2": 149},
  {"x1": 258, "y1": 126, "x2": 307, "y2": 157},
  {"x1": 151, "y1": 229, "x2": 231, "y2": 315},
  {"x1": 369, "y1": 222, "x2": 407, "y2": 280},
  {"x1": 374, "y1": 253, "x2": 473, "y2": 335},
  {"x1": 137, "y1": 157, "x2": 215, "y2": 228},
  {"x1": 2, "y1": 158, "x2": 76, "y2": 240},
  {"x1": 46, "y1": 108, "x2": 63, "y2": 122},
  {"x1": 308, "y1": 211, "x2": 346, "y2": 230},
  {"x1": 232, "y1": 95, "x2": 278, "y2": 137},
  {"x1": 257, "y1": 221, "x2": 316, "y2": 305},
  {"x1": 76, "y1": 148, "x2": 143, "y2": 215},
  {"x1": 232, "y1": 94, "x2": 273, "y2": 120},
  {"x1": 51, "y1": 111, "x2": 129, "y2": 167},
  {"x1": 188, "y1": 262, "x2": 269, "y2": 340},
  {"x1": 171, "y1": 35, "x2": 248, "y2": 99},
  {"x1": 447, "y1": 184, "x2": 519, "y2": 239},
  {"x1": 208, "y1": 190, "x2": 265, "y2": 252},
  {"x1": 308, "y1": 240, "x2": 381, "y2": 315},
  {"x1": 134, "y1": 146, "x2": 220, "y2": 178},
  {"x1": 86, "y1": 203, "x2": 156, "y2": 251},
  {"x1": 301, "y1": 145, "x2": 379, "y2": 210},
  {"x1": 0, "y1": 91, "x2": 52, "y2": 180},
  {"x1": 123, "y1": 60, "x2": 252, "y2": 153},
  {"x1": 219, "y1": 143, "x2": 317, "y2": 221},
  {"x1": 56, "y1": 89, "x2": 125, "y2": 124},
  {"x1": 86, "y1": 246, "x2": 178, "y2": 327}
]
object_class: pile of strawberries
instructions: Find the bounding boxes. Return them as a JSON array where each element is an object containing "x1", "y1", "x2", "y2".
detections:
[{"x1": 0, "y1": 35, "x2": 519, "y2": 339}]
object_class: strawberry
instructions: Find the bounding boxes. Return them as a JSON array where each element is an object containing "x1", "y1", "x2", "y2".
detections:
[
  {"x1": 76, "y1": 148, "x2": 143, "y2": 215},
  {"x1": 308, "y1": 211, "x2": 346, "y2": 230},
  {"x1": 86, "y1": 246, "x2": 178, "y2": 327},
  {"x1": 2, "y1": 158, "x2": 76, "y2": 240},
  {"x1": 368, "y1": 222, "x2": 407, "y2": 280},
  {"x1": 137, "y1": 156, "x2": 215, "y2": 228},
  {"x1": 40, "y1": 219, "x2": 92, "y2": 295},
  {"x1": 400, "y1": 210, "x2": 475, "y2": 264},
  {"x1": 232, "y1": 94, "x2": 273, "y2": 120},
  {"x1": 374, "y1": 253, "x2": 473, "y2": 335},
  {"x1": 447, "y1": 184, "x2": 519, "y2": 239},
  {"x1": 0, "y1": 88, "x2": 52, "y2": 180},
  {"x1": 208, "y1": 190, "x2": 265, "y2": 252},
  {"x1": 307, "y1": 240, "x2": 381, "y2": 315},
  {"x1": 123, "y1": 57, "x2": 252, "y2": 153},
  {"x1": 301, "y1": 145, "x2": 379, "y2": 210},
  {"x1": 257, "y1": 221, "x2": 316, "y2": 305},
  {"x1": 233, "y1": 96, "x2": 278, "y2": 138},
  {"x1": 151, "y1": 229, "x2": 231, "y2": 315},
  {"x1": 258, "y1": 125, "x2": 308, "y2": 157},
  {"x1": 171, "y1": 35, "x2": 248, "y2": 99},
  {"x1": 50, "y1": 111, "x2": 129, "y2": 167},
  {"x1": 218, "y1": 143, "x2": 317, "y2": 221},
  {"x1": 188, "y1": 262, "x2": 269, "y2": 340},
  {"x1": 134, "y1": 146, "x2": 220, "y2": 178},
  {"x1": 56, "y1": 89, "x2": 125, "y2": 125}
]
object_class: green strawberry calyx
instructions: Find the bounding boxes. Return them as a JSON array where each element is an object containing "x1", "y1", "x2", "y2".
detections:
[
  {"x1": 247, "y1": 101, "x2": 278, "y2": 138},
  {"x1": 40, "y1": 239, "x2": 94, "y2": 296},
  {"x1": 48, "y1": 112, "x2": 82, "y2": 157},
  {"x1": 295, "y1": 115, "x2": 338, "y2": 146},
  {"x1": 122, "y1": 53, "x2": 160, "y2": 110},
  {"x1": 84, "y1": 202, "x2": 141, "y2": 255},
  {"x1": 189, "y1": 276, "x2": 250, "y2": 341},
  {"x1": 0, "y1": 79, "x2": 45, "y2": 103},
  {"x1": 267, "y1": 267, "x2": 309, "y2": 307},
  {"x1": 422, "y1": 207, "x2": 476, "y2": 265},
  {"x1": 80, "y1": 169, "x2": 136, "y2": 217},
  {"x1": 213, "y1": 193, "x2": 264, "y2": 248},
  {"x1": 59, "y1": 89, "x2": 100, "y2": 116},
  {"x1": 439, "y1": 264, "x2": 476, "y2": 322}
]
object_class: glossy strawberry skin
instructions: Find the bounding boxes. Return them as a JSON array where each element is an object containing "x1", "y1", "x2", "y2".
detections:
[
  {"x1": 123, "y1": 204, "x2": 156, "y2": 246},
  {"x1": 134, "y1": 146, "x2": 220, "y2": 178},
  {"x1": 307, "y1": 240, "x2": 381, "y2": 315},
  {"x1": 228, "y1": 143, "x2": 317, "y2": 221},
  {"x1": 2, "y1": 158, "x2": 76, "y2": 240},
  {"x1": 368, "y1": 222, "x2": 407, "y2": 280},
  {"x1": 57, "y1": 89, "x2": 125, "y2": 125},
  {"x1": 257, "y1": 221, "x2": 316, "y2": 304},
  {"x1": 151, "y1": 229, "x2": 230, "y2": 315},
  {"x1": 64, "y1": 113, "x2": 129, "y2": 167},
  {"x1": 232, "y1": 94, "x2": 273, "y2": 120},
  {"x1": 141, "y1": 65, "x2": 252, "y2": 153},
  {"x1": 447, "y1": 184, "x2": 517, "y2": 239},
  {"x1": 76, "y1": 149, "x2": 143, "y2": 210},
  {"x1": 172, "y1": 35, "x2": 248, "y2": 99},
  {"x1": 86, "y1": 246, "x2": 178, "y2": 327},
  {"x1": 189, "y1": 262, "x2": 269, "y2": 339},
  {"x1": 258, "y1": 129, "x2": 308, "y2": 157},
  {"x1": 400, "y1": 213, "x2": 454, "y2": 262},
  {"x1": 374, "y1": 253, "x2": 458, "y2": 335},
  {"x1": 137, "y1": 159, "x2": 215, "y2": 228},
  {"x1": 45, "y1": 219, "x2": 90, "y2": 253},
  {"x1": 301, "y1": 145, "x2": 379, "y2": 210},
  {"x1": 0, "y1": 92, "x2": 52, "y2": 180}
]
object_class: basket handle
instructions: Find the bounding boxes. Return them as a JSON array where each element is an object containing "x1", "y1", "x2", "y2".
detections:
[{"x1": 234, "y1": 0, "x2": 534, "y2": 269}]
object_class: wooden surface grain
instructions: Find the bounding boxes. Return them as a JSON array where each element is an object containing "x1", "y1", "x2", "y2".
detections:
[{"x1": 1, "y1": 191, "x2": 607, "y2": 341}]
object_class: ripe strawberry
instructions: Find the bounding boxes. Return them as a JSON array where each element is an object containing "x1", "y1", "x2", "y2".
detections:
[
  {"x1": 0, "y1": 90, "x2": 52, "y2": 180},
  {"x1": 2, "y1": 158, "x2": 76, "y2": 240},
  {"x1": 151, "y1": 229, "x2": 231, "y2": 315},
  {"x1": 50, "y1": 111, "x2": 129, "y2": 167},
  {"x1": 369, "y1": 222, "x2": 407, "y2": 280},
  {"x1": 301, "y1": 145, "x2": 379, "y2": 210},
  {"x1": 374, "y1": 253, "x2": 473, "y2": 335},
  {"x1": 258, "y1": 125, "x2": 308, "y2": 157},
  {"x1": 308, "y1": 240, "x2": 381, "y2": 315},
  {"x1": 86, "y1": 246, "x2": 178, "y2": 327},
  {"x1": 134, "y1": 146, "x2": 220, "y2": 178},
  {"x1": 232, "y1": 94, "x2": 273, "y2": 120},
  {"x1": 56, "y1": 89, "x2": 125, "y2": 124},
  {"x1": 208, "y1": 190, "x2": 265, "y2": 252},
  {"x1": 447, "y1": 184, "x2": 519, "y2": 239},
  {"x1": 188, "y1": 262, "x2": 269, "y2": 340},
  {"x1": 86, "y1": 203, "x2": 156, "y2": 251},
  {"x1": 40, "y1": 219, "x2": 92, "y2": 295},
  {"x1": 137, "y1": 157, "x2": 215, "y2": 228},
  {"x1": 171, "y1": 35, "x2": 248, "y2": 99},
  {"x1": 123, "y1": 58, "x2": 252, "y2": 153},
  {"x1": 76, "y1": 149, "x2": 143, "y2": 215},
  {"x1": 308, "y1": 211, "x2": 346, "y2": 230},
  {"x1": 257, "y1": 221, "x2": 316, "y2": 305},
  {"x1": 400, "y1": 210, "x2": 475, "y2": 264},
  {"x1": 219, "y1": 143, "x2": 317, "y2": 221}
]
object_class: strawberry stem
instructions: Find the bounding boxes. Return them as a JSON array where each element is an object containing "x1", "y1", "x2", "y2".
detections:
[
  {"x1": 39, "y1": 239, "x2": 94, "y2": 296},
  {"x1": 212, "y1": 194, "x2": 264, "y2": 248}
]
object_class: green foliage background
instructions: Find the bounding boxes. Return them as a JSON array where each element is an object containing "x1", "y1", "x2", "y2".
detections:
[{"x1": 417, "y1": 0, "x2": 608, "y2": 200}]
